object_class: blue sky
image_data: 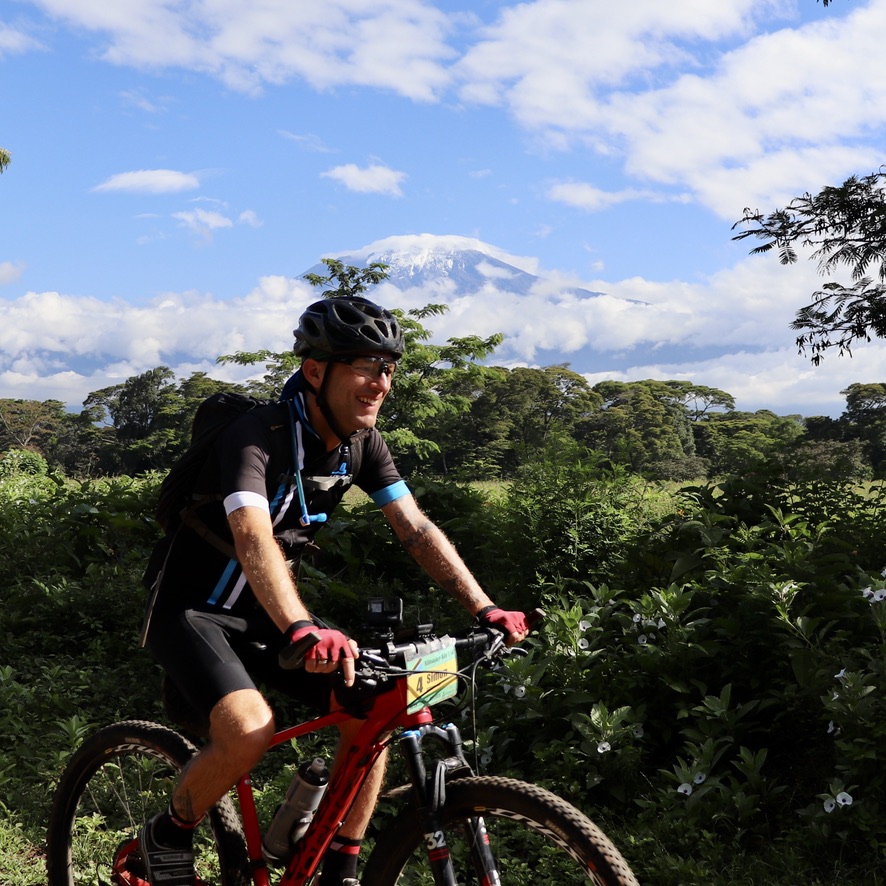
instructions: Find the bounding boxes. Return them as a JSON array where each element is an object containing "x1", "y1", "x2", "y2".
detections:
[{"x1": 2, "y1": 0, "x2": 886, "y2": 417}]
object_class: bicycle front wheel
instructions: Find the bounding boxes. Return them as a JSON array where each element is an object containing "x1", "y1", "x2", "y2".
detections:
[
  {"x1": 46, "y1": 720, "x2": 248, "y2": 886},
  {"x1": 365, "y1": 776, "x2": 638, "y2": 886}
]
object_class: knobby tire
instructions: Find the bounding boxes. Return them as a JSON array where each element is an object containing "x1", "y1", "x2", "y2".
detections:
[
  {"x1": 364, "y1": 775, "x2": 639, "y2": 886},
  {"x1": 46, "y1": 720, "x2": 248, "y2": 886}
]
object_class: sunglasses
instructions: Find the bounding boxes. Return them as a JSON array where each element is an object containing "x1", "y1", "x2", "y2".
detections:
[{"x1": 332, "y1": 354, "x2": 398, "y2": 380}]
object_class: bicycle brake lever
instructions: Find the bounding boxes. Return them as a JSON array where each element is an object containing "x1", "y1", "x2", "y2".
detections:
[
  {"x1": 278, "y1": 631, "x2": 322, "y2": 670},
  {"x1": 527, "y1": 608, "x2": 546, "y2": 630}
]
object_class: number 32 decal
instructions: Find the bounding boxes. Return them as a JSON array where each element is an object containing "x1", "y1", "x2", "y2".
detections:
[{"x1": 425, "y1": 830, "x2": 446, "y2": 850}]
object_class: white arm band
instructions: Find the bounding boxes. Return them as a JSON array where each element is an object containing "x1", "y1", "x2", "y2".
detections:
[{"x1": 223, "y1": 491, "x2": 270, "y2": 516}]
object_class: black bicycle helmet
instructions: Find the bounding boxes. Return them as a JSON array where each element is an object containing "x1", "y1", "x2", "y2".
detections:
[{"x1": 293, "y1": 296, "x2": 404, "y2": 360}]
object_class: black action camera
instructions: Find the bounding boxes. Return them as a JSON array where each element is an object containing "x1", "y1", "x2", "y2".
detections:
[{"x1": 365, "y1": 597, "x2": 404, "y2": 631}]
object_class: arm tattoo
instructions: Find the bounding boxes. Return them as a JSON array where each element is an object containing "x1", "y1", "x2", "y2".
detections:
[{"x1": 390, "y1": 508, "x2": 489, "y2": 612}]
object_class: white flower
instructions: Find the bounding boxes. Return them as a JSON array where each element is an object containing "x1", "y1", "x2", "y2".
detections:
[
  {"x1": 480, "y1": 752, "x2": 492, "y2": 766},
  {"x1": 827, "y1": 721, "x2": 836, "y2": 734},
  {"x1": 693, "y1": 772, "x2": 707, "y2": 785},
  {"x1": 836, "y1": 791, "x2": 853, "y2": 807},
  {"x1": 861, "y1": 587, "x2": 874, "y2": 600},
  {"x1": 657, "y1": 618, "x2": 666, "y2": 629},
  {"x1": 880, "y1": 566, "x2": 886, "y2": 577},
  {"x1": 874, "y1": 589, "x2": 886, "y2": 603},
  {"x1": 823, "y1": 797, "x2": 836, "y2": 813},
  {"x1": 579, "y1": 620, "x2": 591, "y2": 631},
  {"x1": 513, "y1": 686, "x2": 526, "y2": 699},
  {"x1": 578, "y1": 638, "x2": 590, "y2": 650},
  {"x1": 835, "y1": 668, "x2": 847, "y2": 680},
  {"x1": 632, "y1": 613, "x2": 642, "y2": 623},
  {"x1": 677, "y1": 783, "x2": 693, "y2": 796},
  {"x1": 638, "y1": 635, "x2": 648, "y2": 645},
  {"x1": 633, "y1": 725, "x2": 644, "y2": 739},
  {"x1": 597, "y1": 742, "x2": 611, "y2": 754}
]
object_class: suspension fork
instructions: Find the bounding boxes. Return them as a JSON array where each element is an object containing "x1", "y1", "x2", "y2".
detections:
[{"x1": 397, "y1": 724, "x2": 502, "y2": 886}]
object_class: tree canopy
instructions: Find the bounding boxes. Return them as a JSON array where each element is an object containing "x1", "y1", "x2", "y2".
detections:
[{"x1": 734, "y1": 172, "x2": 886, "y2": 364}]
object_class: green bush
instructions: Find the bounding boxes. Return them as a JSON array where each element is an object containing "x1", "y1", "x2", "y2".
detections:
[
  {"x1": 2, "y1": 468, "x2": 885, "y2": 883},
  {"x1": 0, "y1": 449, "x2": 48, "y2": 478}
]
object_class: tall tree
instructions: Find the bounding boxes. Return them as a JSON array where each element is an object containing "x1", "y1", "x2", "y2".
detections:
[
  {"x1": 455, "y1": 365, "x2": 601, "y2": 476},
  {"x1": 0, "y1": 398, "x2": 67, "y2": 452},
  {"x1": 582, "y1": 380, "x2": 704, "y2": 476},
  {"x1": 302, "y1": 258, "x2": 390, "y2": 297},
  {"x1": 0, "y1": 148, "x2": 10, "y2": 174},
  {"x1": 694, "y1": 410, "x2": 804, "y2": 475},
  {"x1": 734, "y1": 173, "x2": 886, "y2": 363}
]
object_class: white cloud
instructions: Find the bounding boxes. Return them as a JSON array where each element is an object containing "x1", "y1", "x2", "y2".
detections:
[
  {"x1": 321, "y1": 163, "x2": 407, "y2": 196},
  {"x1": 279, "y1": 131, "x2": 334, "y2": 153},
  {"x1": 237, "y1": 209, "x2": 263, "y2": 228},
  {"x1": 93, "y1": 169, "x2": 200, "y2": 194},
  {"x1": 29, "y1": 0, "x2": 455, "y2": 99},
  {"x1": 119, "y1": 88, "x2": 167, "y2": 113},
  {"x1": 0, "y1": 23, "x2": 43, "y2": 56},
  {"x1": 0, "y1": 277, "x2": 319, "y2": 407},
  {"x1": 547, "y1": 181, "x2": 689, "y2": 212},
  {"x1": 172, "y1": 208, "x2": 234, "y2": 241},
  {"x1": 0, "y1": 261, "x2": 26, "y2": 286}
]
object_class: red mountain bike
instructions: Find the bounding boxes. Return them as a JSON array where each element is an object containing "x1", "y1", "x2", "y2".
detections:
[{"x1": 46, "y1": 608, "x2": 639, "y2": 886}]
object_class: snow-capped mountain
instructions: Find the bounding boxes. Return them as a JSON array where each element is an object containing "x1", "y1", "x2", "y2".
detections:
[
  {"x1": 300, "y1": 234, "x2": 660, "y2": 375},
  {"x1": 303, "y1": 234, "x2": 608, "y2": 301}
]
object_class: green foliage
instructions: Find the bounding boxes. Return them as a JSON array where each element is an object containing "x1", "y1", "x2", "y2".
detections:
[
  {"x1": 493, "y1": 458, "x2": 650, "y2": 592},
  {"x1": 735, "y1": 170, "x2": 886, "y2": 363},
  {"x1": 4, "y1": 433, "x2": 886, "y2": 883},
  {"x1": 0, "y1": 449, "x2": 48, "y2": 478},
  {"x1": 302, "y1": 257, "x2": 391, "y2": 297}
]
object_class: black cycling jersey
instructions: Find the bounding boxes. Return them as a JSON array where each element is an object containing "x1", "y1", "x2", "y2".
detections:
[{"x1": 149, "y1": 377, "x2": 407, "y2": 616}]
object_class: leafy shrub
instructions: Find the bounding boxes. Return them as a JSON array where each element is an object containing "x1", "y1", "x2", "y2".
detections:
[
  {"x1": 0, "y1": 449, "x2": 48, "y2": 478},
  {"x1": 3, "y1": 467, "x2": 886, "y2": 884}
]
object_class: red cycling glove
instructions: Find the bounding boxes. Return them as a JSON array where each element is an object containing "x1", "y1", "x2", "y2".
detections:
[
  {"x1": 287, "y1": 621, "x2": 356, "y2": 663},
  {"x1": 476, "y1": 606, "x2": 530, "y2": 642}
]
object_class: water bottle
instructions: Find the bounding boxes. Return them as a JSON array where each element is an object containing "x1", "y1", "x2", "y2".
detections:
[{"x1": 263, "y1": 757, "x2": 330, "y2": 866}]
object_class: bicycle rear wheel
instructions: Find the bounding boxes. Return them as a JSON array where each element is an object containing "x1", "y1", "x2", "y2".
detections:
[
  {"x1": 365, "y1": 776, "x2": 638, "y2": 886},
  {"x1": 46, "y1": 720, "x2": 248, "y2": 886}
]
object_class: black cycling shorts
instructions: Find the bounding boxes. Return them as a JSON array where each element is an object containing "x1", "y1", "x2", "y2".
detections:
[{"x1": 146, "y1": 607, "x2": 333, "y2": 720}]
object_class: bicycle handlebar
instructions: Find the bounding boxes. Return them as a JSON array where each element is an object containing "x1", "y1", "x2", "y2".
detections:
[{"x1": 279, "y1": 608, "x2": 546, "y2": 674}]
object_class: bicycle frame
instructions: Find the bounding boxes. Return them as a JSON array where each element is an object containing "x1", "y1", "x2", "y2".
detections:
[{"x1": 236, "y1": 679, "x2": 440, "y2": 886}]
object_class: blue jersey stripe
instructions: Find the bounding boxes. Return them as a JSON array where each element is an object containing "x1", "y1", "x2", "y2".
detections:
[{"x1": 207, "y1": 558, "x2": 238, "y2": 605}]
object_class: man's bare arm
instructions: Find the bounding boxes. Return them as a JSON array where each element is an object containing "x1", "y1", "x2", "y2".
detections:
[
  {"x1": 227, "y1": 506, "x2": 311, "y2": 631},
  {"x1": 381, "y1": 494, "x2": 494, "y2": 616}
]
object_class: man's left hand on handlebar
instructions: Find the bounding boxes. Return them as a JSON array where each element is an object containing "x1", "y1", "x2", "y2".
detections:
[
  {"x1": 287, "y1": 622, "x2": 360, "y2": 686},
  {"x1": 475, "y1": 606, "x2": 532, "y2": 645}
]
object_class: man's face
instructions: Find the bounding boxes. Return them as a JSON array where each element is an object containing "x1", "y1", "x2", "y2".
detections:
[{"x1": 309, "y1": 353, "x2": 395, "y2": 436}]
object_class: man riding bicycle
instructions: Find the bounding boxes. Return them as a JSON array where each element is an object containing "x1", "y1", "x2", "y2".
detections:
[{"x1": 131, "y1": 294, "x2": 531, "y2": 886}]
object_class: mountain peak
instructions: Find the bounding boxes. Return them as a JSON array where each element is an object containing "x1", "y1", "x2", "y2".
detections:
[{"x1": 305, "y1": 234, "x2": 604, "y2": 300}]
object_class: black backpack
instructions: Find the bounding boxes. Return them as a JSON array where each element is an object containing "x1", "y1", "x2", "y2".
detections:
[{"x1": 155, "y1": 391, "x2": 280, "y2": 534}]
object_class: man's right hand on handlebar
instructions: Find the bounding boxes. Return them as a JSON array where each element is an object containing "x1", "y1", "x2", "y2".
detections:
[
  {"x1": 475, "y1": 606, "x2": 533, "y2": 645},
  {"x1": 287, "y1": 621, "x2": 359, "y2": 686}
]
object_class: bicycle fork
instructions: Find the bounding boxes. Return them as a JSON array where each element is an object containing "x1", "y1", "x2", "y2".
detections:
[{"x1": 398, "y1": 724, "x2": 502, "y2": 886}]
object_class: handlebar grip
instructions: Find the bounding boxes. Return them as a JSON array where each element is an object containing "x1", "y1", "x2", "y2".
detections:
[
  {"x1": 279, "y1": 631, "x2": 322, "y2": 670},
  {"x1": 527, "y1": 608, "x2": 546, "y2": 629}
]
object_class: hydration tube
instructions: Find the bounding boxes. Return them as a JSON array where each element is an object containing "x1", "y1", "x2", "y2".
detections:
[{"x1": 285, "y1": 398, "x2": 328, "y2": 527}]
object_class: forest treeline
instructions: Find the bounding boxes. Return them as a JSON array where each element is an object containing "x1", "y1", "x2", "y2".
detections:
[{"x1": 3, "y1": 350, "x2": 886, "y2": 484}]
